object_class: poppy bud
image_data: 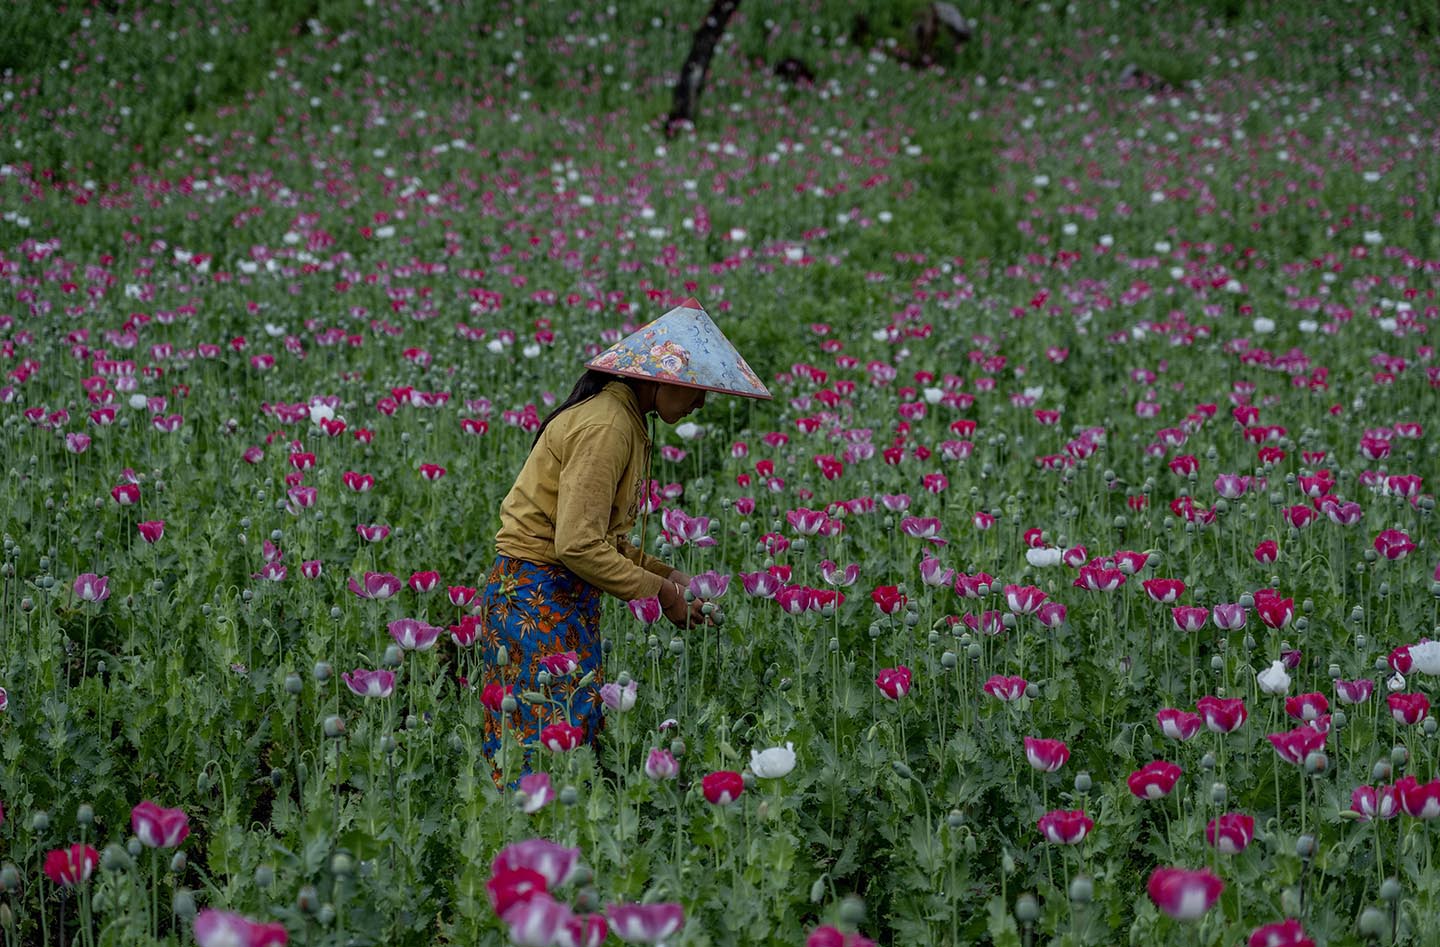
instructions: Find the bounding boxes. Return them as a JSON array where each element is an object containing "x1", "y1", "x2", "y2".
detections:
[{"x1": 496, "y1": 646, "x2": 509, "y2": 667}]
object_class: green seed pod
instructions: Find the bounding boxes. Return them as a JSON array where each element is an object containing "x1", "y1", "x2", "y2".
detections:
[
  {"x1": 1304, "y1": 751, "x2": 1327, "y2": 774},
  {"x1": 297, "y1": 884, "x2": 320, "y2": 915},
  {"x1": 76, "y1": 803, "x2": 94, "y2": 826},
  {"x1": 1074, "y1": 772, "x2": 1092, "y2": 794},
  {"x1": 1015, "y1": 893, "x2": 1040, "y2": 924},
  {"x1": 322, "y1": 715, "x2": 346, "y2": 739},
  {"x1": 331, "y1": 853, "x2": 354, "y2": 877},
  {"x1": 170, "y1": 851, "x2": 187, "y2": 873},
  {"x1": 559, "y1": 786, "x2": 580, "y2": 806},
  {"x1": 317, "y1": 904, "x2": 336, "y2": 926},
  {"x1": 30, "y1": 811, "x2": 49, "y2": 833},
  {"x1": 891, "y1": 761, "x2": 914, "y2": 780},
  {"x1": 670, "y1": 738, "x2": 686, "y2": 757},
  {"x1": 1391, "y1": 745, "x2": 1409, "y2": 767},
  {"x1": 1295, "y1": 834, "x2": 1317, "y2": 859},
  {"x1": 313, "y1": 661, "x2": 333, "y2": 682},
  {"x1": 1069, "y1": 876, "x2": 1094, "y2": 904},
  {"x1": 1379, "y1": 878, "x2": 1401, "y2": 902},
  {"x1": 941, "y1": 651, "x2": 957, "y2": 669},
  {"x1": 1372, "y1": 760, "x2": 1392, "y2": 781},
  {"x1": 100, "y1": 844, "x2": 132, "y2": 873},
  {"x1": 382, "y1": 645, "x2": 403, "y2": 668},
  {"x1": 254, "y1": 865, "x2": 275, "y2": 889},
  {"x1": 1210, "y1": 782, "x2": 1228, "y2": 806},
  {"x1": 947, "y1": 809, "x2": 964, "y2": 828},
  {"x1": 127, "y1": 837, "x2": 143, "y2": 858},
  {"x1": 501, "y1": 695, "x2": 518, "y2": 713},
  {"x1": 285, "y1": 673, "x2": 304, "y2": 695},
  {"x1": 1359, "y1": 906, "x2": 1389, "y2": 937},
  {"x1": 838, "y1": 895, "x2": 867, "y2": 927}
]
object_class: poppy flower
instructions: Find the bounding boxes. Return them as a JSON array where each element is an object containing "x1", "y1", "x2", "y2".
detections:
[
  {"x1": 701, "y1": 770, "x2": 744, "y2": 805},
  {"x1": 193, "y1": 910, "x2": 289, "y2": 947},
  {"x1": 1037, "y1": 809, "x2": 1092, "y2": 844},
  {"x1": 1247, "y1": 918, "x2": 1314, "y2": 947},
  {"x1": 1147, "y1": 867, "x2": 1223, "y2": 920},
  {"x1": 1127, "y1": 761, "x2": 1183, "y2": 799},
  {"x1": 1205, "y1": 812, "x2": 1255, "y2": 854},
  {"x1": 43, "y1": 844, "x2": 99, "y2": 886},
  {"x1": 132, "y1": 801, "x2": 190, "y2": 848},
  {"x1": 539, "y1": 723, "x2": 584, "y2": 752},
  {"x1": 1197, "y1": 696, "x2": 1247, "y2": 733},
  {"x1": 606, "y1": 902, "x2": 685, "y2": 944},
  {"x1": 1156, "y1": 709, "x2": 1202, "y2": 741},
  {"x1": 1023, "y1": 737, "x2": 1069, "y2": 773},
  {"x1": 875, "y1": 666, "x2": 913, "y2": 700}
]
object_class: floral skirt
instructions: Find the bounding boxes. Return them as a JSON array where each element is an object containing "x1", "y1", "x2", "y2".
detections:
[{"x1": 480, "y1": 555, "x2": 604, "y2": 766}]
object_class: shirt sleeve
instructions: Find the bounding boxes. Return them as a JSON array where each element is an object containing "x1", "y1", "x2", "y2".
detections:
[
  {"x1": 615, "y1": 534, "x2": 674, "y2": 580},
  {"x1": 552, "y1": 421, "x2": 666, "y2": 601}
]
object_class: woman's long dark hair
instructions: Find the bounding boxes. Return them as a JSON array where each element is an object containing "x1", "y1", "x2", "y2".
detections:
[{"x1": 531, "y1": 369, "x2": 640, "y2": 448}]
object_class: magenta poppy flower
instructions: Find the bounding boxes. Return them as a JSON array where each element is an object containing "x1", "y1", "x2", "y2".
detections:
[
  {"x1": 1254, "y1": 590, "x2": 1294, "y2": 629},
  {"x1": 806, "y1": 926, "x2": 877, "y2": 947},
  {"x1": 627, "y1": 596, "x2": 662, "y2": 624},
  {"x1": 1036, "y1": 809, "x2": 1092, "y2": 844},
  {"x1": 1171, "y1": 606, "x2": 1208, "y2": 633},
  {"x1": 1073, "y1": 564, "x2": 1126, "y2": 592},
  {"x1": 1395, "y1": 776, "x2": 1440, "y2": 819},
  {"x1": 300, "y1": 560, "x2": 323, "y2": 580},
  {"x1": 516, "y1": 774, "x2": 554, "y2": 815},
  {"x1": 1284, "y1": 692, "x2": 1329, "y2": 722},
  {"x1": 193, "y1": 909, "x2": 289, "y2": 947},
  {"x1": 348, "y1": 572, "x2": 401, "y2": 600},
  {"x1": 605, "y1": 902, "x2": 685, "y2": 943},
  {"x1": 539, "y1": 723, "x2": 584, "y2": 752},
  {"x1": 111, "y1": 483, "x2": 140, "y2": 505},
  {"x1": 871, "y1": 585, "x2": 907, "y2": 615},
  {"x1": 645, "y1": 748, "x2": 679, "y2": 781},
  {"x1": 1205, "y1": 812, "x2": 1255, "y2": 854},
  {"x1": 388, "y1": 618, "x2": 440, "y2": 652},
  {"x1": 137, "y1": 520, "x2": 165, "y2": 543},
  {"x1": 1253, "y1": 540, "x2": 1279, "y2": 564},
  {"x1": 539, "y1": 652, "x2": 580, "y2": 677},
  {"x1": 131, "y1": 801, "x2": 190, "y2": 848},
  {"x1": 701, "y1": 770, "x2": 744, "y2": 805},
  {"x1": 73, "y1": 573, "x2": 111, "y2": 603},
  {"x1": 356, "y1": 523, "x2": 390, "y2": 542},
  {"x1": 1374, "y1": 529, "x2": 1416, "y2": 561},
  {"x1": 1211, "y1": 603, "x2": 1247, "y2": 631},
  {"x1": 1127, "y1": 760, "x2": 1183, "y2": 800},
  {"x1": 491, "y1": 839, "x2": 580, "y2": 889},
  {"x1": 1266, "y1": 726, "x2": 1326, "y2": 765},
  {"x1": 1197, "y1": 695, "x2": 1247, "y2": 733},
  {"x1": 1388, "y1": 692, "x2": 1430, "y2": 726},
  {"x1": 1156, "y1": 709, "x2": 1202, "y2": 741},
  {"x1": 342, "y1": 669, "x2": 395, "y2": 699},
  {"x1": 954, "y1": 571, "x2": 996, "y2": 598},
  {"x1": 1023, "y1": 737, "x2": 1069, "y2": 773},
  {"x1": 1004, "y1": 584, "x2": 1047, "y2": 615},
  {"x1": 1350, "y1": 784, "x2": 1399, "y2": 821},
  {"x1": 1147, "y1": 867, "x2": 1223, "y2": 920},
  {"x1": 983, "y1": 675, "x2": 1027, "y2": 702},
  {"x1": 688, "y1": 571, "x2": 730, "y2": 599},
  {"x1": 43, "y1": 844, "x2": 99, "y2": 886},
  {"x1": 448, "y1": 585, "x2": 478, "y2": 607},
  {"x1": 408, "y1": 571, "x2": 441, "y2": 593},
  {"x1": 1247, "y1": 918, "x2": 1314, "y2": 947},
  {"x1": 1141, "y1": 578, "x2": 1185, "y2": 603},
  {"x1": 875, "y1": 666, "x2": 913, "y2": 700}
]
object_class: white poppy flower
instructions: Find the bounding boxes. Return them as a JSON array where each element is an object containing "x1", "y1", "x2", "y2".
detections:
[
  {"x1": 1025, "y1": 547, "x2": 1063, "y2": 568},
  {"x1": 1257, "y1": 660, "x2": 1291, "y2": 695},
  {"x1": 750, "y1": 742, "x2": 796, "y2": 779},
  {"x1": 1410, "y1": 641, "x2": 1440, "y2": 675}
]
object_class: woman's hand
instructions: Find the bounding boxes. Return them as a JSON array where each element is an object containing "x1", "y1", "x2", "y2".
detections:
[{"x1": 658, "y1": 579, "x2": 707, "y2": 628}]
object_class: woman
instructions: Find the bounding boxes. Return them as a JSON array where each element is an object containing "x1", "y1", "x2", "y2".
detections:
[{"x1": 479, "y1": 298, "x2": 770, "y2": 772}]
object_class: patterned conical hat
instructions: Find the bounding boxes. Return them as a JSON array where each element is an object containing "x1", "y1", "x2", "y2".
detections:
[{"x1": 586, "y1": 298, "x2": 772, "y2": 400}]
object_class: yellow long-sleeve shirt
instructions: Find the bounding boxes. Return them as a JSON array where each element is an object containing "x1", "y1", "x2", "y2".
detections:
[{"x1": 494, "y1": 381, "x2": 673, "y2": 600}]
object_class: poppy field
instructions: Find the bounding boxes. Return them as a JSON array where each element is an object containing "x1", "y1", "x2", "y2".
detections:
[{"x1": 2, "y1": 0, "x2": 1439, "y2": 944}]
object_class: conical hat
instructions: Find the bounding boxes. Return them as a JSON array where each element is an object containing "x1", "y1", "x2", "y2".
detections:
[{"x1": 586, "y1": 298, "x2": 772, "y2": 400}]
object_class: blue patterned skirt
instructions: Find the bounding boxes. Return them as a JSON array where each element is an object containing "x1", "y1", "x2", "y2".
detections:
[{"x1": 480, "y1": 555, "x2": 604, "y2": 768}]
